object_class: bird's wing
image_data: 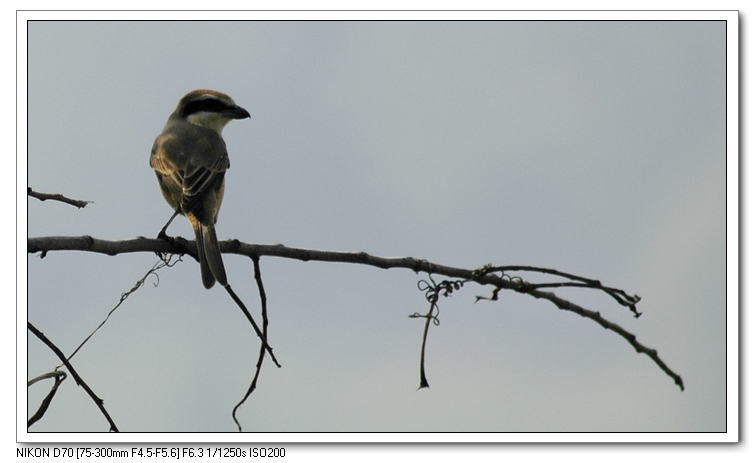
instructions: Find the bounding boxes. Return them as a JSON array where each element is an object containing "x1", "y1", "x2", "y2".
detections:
[{"x1": 150, "y1": 125, "x2": 230, "y2": 216}]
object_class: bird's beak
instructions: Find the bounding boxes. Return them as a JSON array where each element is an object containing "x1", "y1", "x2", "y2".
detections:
[{"x1": 225, "y1": 105, "x2": 251, "y2": 120}]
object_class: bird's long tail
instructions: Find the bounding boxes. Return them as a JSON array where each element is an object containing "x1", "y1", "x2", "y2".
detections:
[{"x1": 193, "y1": 223, "x2": 227, "y2": 289}]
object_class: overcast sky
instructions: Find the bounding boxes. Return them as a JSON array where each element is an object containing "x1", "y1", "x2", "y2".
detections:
[{"x1": 21, "y1": 13, "x2": 730, "y2": 439}]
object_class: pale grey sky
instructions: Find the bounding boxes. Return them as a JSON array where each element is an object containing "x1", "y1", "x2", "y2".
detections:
[{"x1": 23, "y1": 15, "x2": 728, "y2": 437}]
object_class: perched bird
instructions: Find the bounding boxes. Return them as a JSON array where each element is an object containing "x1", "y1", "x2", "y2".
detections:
[{"x1": 150, "y1": 89, "x2": 250, "y2": 289}]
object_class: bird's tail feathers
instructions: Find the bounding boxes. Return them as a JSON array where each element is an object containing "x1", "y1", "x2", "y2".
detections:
[
  {"x1": 194, "y1": 225, "x2": 217, "y2": 289},
  {"x1": 202, "y1": 223, "x2": 227, "y2": 288}
]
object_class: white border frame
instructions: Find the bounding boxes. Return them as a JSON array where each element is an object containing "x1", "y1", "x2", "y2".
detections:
[{"x1": 17, "y1": 8, "x2": 739, "y2": 444}]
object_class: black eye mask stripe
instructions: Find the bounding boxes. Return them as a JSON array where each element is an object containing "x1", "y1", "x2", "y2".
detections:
[{"x1": 180, "y1": 98, "x2": 230, "y2": 118}]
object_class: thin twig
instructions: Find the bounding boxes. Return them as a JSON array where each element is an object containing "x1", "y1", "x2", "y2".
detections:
[
  {"x1": 232, "y1": 255, "x2": 270, "y2": 432},
  {"x1": 27, "y1": 371, "x2": 67, "y2": 428},
  {"x1": 524, "y1": 287, "x2": 684, "y2": 391},
  {"x1": 224, "y1": 284, "x2": 280, "y2": 368},
  {"x1": 485, "y1": 265, "x2": 642, "y2": 317}
]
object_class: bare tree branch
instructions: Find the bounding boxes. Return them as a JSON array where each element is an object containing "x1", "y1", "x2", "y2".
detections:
[
  {"x1": 27, "y1": 235, "x2": 685, "y2": 391},
  {"x1": 27, "y1": 322, "x2": 119, "y2": 432},
  {"x1": 28, "y1": 188, "x2": 92, "y2": 209}
]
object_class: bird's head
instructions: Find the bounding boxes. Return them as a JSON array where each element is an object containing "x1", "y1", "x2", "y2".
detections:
[{"x1": 173, "y1": 89, "x2": 250, "y2": 133}]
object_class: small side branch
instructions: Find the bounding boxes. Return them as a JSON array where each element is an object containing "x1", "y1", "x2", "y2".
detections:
[
  {"x1": 224, "y1": 284, "x2": 280, "y2": 368},
  {"x1": 28, "y1": 188, "x2": 92, "y2": 209},
  {"x1": 485, "y1": 265, "x2": 642, "y2": 317},
  {"x1": 232, "y1": 255, "x2": 271, "y2": 431},
  {"x1": 525, "y1": 288, "x2": 684, "y2": 391}
]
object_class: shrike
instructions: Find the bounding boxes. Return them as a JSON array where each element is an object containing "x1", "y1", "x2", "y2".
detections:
[{"x1": 150, "y1": 89, "x2": 250, "y2": 289}]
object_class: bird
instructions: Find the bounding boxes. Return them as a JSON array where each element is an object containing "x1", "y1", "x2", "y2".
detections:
[{"x1": 150, "y1": 89, "x2": 250, "y2": 289}]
